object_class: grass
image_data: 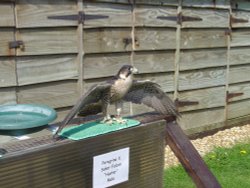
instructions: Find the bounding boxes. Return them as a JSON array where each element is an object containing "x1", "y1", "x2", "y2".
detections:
[{"x1": 164, "y1": 142, "x2": 250, "y2": 188}]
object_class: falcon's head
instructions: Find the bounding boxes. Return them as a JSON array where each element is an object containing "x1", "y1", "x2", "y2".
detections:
[{"x1": 117, "y1": 65, "x2": 138, "y2": 79}]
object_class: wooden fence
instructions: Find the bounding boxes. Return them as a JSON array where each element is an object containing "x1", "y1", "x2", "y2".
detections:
[{"x1": 1, "y1": 0, "x2": 250, "y2": 135}]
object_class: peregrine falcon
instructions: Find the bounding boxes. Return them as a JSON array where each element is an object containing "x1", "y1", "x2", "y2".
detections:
[{"x1": 54, "y1": 65, "x2": 180, "y2": 136}]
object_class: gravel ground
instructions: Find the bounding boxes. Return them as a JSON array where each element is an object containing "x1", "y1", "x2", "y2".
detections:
[{"x1": 164, "y1": 124, "x2": 250, "y2": 168}]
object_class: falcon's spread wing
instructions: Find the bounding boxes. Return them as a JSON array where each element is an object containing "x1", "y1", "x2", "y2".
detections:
[
  {"x1": 77, "y1": 102, "x2": 103, "y2": 117},
  {"x1": 124, "y1": 80, "x2": 180, "y2": 117},
  {"x1": 54, "y1": 82, "x2": 111, "y2": 136},
  {"x1": 77, "y1": 77, "x2": 118, "y2": 117}
]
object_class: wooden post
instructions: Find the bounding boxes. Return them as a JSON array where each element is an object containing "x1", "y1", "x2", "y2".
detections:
[{"x1": 165, "y1": 120, "x2": 221, "y2": 188}]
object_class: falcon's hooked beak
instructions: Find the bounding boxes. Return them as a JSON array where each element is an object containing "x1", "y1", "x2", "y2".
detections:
[{"x1": 131, "y1": 67, "x2": 139, "y2": 74}]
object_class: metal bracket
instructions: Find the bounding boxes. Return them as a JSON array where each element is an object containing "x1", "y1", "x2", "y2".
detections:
[
  {"x1": 230, "y1": 15, "x2": 248, "y2": 25},
  {"x1": 157, "y1": 12, "x2": 202, "y2": 25},
  {"x1": 9, "y1": 40, "x2": 25, "y2": 51},
  {"x1": 123, "y1": 37, "x2": 139, "y2": 49},
  {"x1": 48, "y1": 11, "x2": 109, "y2": 24},
  {"x1": 226, "y1": 91, "x2": 244, "y2": 102},
  {"x1": 175, "y1": 99, "x2": 199, "y2": 108}
]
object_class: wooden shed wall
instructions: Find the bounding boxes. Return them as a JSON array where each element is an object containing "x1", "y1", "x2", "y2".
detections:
[{"x1": 1, "y1": 0, "x2": 250, "y2": 135}]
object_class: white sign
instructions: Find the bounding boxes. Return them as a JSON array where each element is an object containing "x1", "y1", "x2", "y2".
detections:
[{"x1": 93, "y1": 147, "x2": 130, "y2": 188}]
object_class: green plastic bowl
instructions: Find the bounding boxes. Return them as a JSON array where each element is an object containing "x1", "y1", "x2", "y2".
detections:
[{"x1": 0, "y1": 104, "x2": 57, "y2": 130}]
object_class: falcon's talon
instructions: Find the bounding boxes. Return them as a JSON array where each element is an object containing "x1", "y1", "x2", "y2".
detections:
[
  {"x1": 100, "y1": 116, "x2": 113, "y2": 124},
  {"x1": 112, "y1": 117, "x2": 127, "y2": 124}
]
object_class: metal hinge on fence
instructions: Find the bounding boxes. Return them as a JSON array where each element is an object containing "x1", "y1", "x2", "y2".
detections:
[
  {"x1": 230, "y1": 15, "x2": 248, "y2": 27},
  {"x1": 9, "y1": 40, "x2": 25, "y2": 51},
  {"x1": 175, "y1": 99, "x2": 199, "y2": 108},
  {"x1": 123, "y1": 37, "x2": 139, "y2": 49},
  {"x1": 226, "y1": 91, "x2": 244, "y2": 103},
  {"x1": 48, "y1": 11, "x2": 109, "y2": 24},
  {"x1": 157, "y1": 12, "x2": 202, "y2": 25}
]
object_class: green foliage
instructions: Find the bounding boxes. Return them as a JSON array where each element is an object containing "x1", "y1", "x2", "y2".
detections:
[{"x1": 164, "y1": 142, "x2": 250, "y2": 188}]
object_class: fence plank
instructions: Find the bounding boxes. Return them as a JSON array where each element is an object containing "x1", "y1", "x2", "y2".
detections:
[
  {"x1": 179, "y1": 107, "x2": 225, "y2": 134},
  {"x1": 228, "y1": 82, "x2": 250, "y2": 102},
  {"x1": 179, "y1": 67, "x2": 226, "y2": 91},
  {"x1": 229, "y1": 65, "x2": 250, "y2": 84},
  {"x1": 16, "y1": 28, "x2": 77, "y2": 56},
  {"x1": 0, "y1": 57, "x2": 17, "y2": 87},
  {"x1": 228, "y1": 99, "x2": 250, "y2": 119},
  {"x1": 178, "y1": 86, "x2": 226, "y2": 112},
  {"x1": 231, "y1": 10, "x2": 250, "y2": 28},
  {"x1": 182, "y1": 8, "x2": 229, "y2": 28},
  {"x1": 231, "y1": 0, "x2": 250, "y2": 11},
  {"x1": 182, "y1": 0, "x2": 230, "y2": 8},
  {"x1": 0, "y1": 29, "x2": 15, "y2": 56},
  {"x1": 180, "y1": 48, "x2": 227, "y2": 71},
  {"x1": 0, "y1": 3, "x2": 14, "y2": 27},
  {"x1": 83, "y1": 28, "x2": 132, "y2": 53},
  {"x1": 0, "y1": 87, "x2": 16, "y2": 105},
  {"x1": 135, "y1": 5, "x2": 177, "y2": 27},
  {"x1": 135, "y1": 28, "x2": 176, "y2": 50},
  {"x1": 230, "y1": 47, "x2": 250, "y2": 66},
  {"x1": 17, "y1": 55, "x2": 78, "y2": 86},
  {"x1": 134, "y1": 50, "x2": 175, "y2": 73},
  {"x1": 83, "y1": 2, "x2": 132, "y2": 28},
  {"x1": 16, "y1": 0, "x2": 77, "y2": 28},
  {"x1": 17, "y1": 81, "x2": 78, "y2": 108},
  {"x1": 84, "y1": 0, "x2": 130, "y2": 4},
  {"x1": 181, "y1": 29, "x2": 227, "y2": 49},
  {"x1": 231, "y1": 29, "x2": 250, "y2": 47},
  {"x1": 135, "y1": 0, "x2": 178, "y2": 6}
]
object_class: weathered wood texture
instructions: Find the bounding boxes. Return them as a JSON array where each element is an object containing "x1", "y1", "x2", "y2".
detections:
[
  {"x1": 178, "y1": 67, "x2": 226, "y2": 91},
  {"x1": 0, "y1": 57, "x2": 17, "y2": 87},
  {"x1": 179, "y1": 48, "x2": 227, "y2": 70},
  {"x1": 230, "y1": 47, "x2": 250, "y2": 66},
  {"x1": 181, "y1": 8, "x2": 229, "y2": 28},
  {"x1": 179, "y1": 108, "x2": 226, "y2": 135},
  {"x1": 16, "y1": 55, "x2": 78, "y2": 85},
  {"x1": 0, "y1": 3, "x2": 15, "y2": 27},
  {"x1": 16, "y1": 28, "x2": 78, "y2": 56},
  {"x1": 178, "y1": 86, "x2": 226, "y2": 112},
  {"x1": 135, "y1": 28, "x2": 176, "y2": 50},
  {"x1": 229, "y1": 65, "x2": 250, "y2": 84},
  {"x1": 231, "y1": 10, "x2": 250, "y2": 28},
  {"x1": 231, "y1": 29, "x2": 250, "y2": 47},
  {"x1": 16, "y1": 0, "x2": 78, "y2": 28},
  {"x1": 181, "y1": 29, "x2": 227, "y2": 49},
  {"x1": 231, "y1": 0, "x2": 250, "y2": 11},
  {"x1": 83, "y1": 3, "x2": 132, "y2": 28},
  {"x1": 228, "y1": 99, "x2": 250, "y2": 119},
  {"x1": 135, "y1": 5, "x2": 177, "y2": 27},
  {"x1": 0, "y1": 29, "x2": 15, "y2": 56},
  {"x1": 17, "y1": 81, "x2": 78, "y2": 109},
  {"x1": 0, "y1": 88, "x2": 16, "y2": 105},
  {"x1": 182, "y1": 0, "x2": 230, "y2": 8},
  {"x1": 0, "y1": 0, "x2": 250, "y2": 136},
  {"x1": 83, "y1": 28, "x2": 132, "y2": 53}
]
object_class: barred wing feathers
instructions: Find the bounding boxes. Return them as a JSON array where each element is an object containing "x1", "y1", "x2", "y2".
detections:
[
  {"x1": 124, "y1": 80, "x2": 180, "y2": 117},
  {"x1": 54, "y1": 83, "x2": 111, "y2": 136}
]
